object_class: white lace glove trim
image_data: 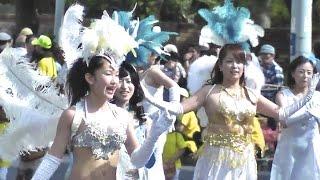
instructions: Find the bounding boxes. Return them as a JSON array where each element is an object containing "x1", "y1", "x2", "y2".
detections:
[{"x1": 31, "y1": 154, "x2": 62, "y2": 180}]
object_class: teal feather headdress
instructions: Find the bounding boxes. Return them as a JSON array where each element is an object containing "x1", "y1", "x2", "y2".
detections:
[
  {"x1": 113, "y1": 8, "x2": 178, "y2": 67},
  {"x1": 198, "y1": 0, "x2": 264, "y2": 49}
]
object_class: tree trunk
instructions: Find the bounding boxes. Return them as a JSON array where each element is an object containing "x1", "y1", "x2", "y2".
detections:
[
  {"x1": 248, "y1": 0, "x2": 272, "y2": 28},
  {"x1": 15, "y1": 0, "x2": 39, "y2": 34},
  {"x1": 284, "y1": 0, "x2": 291, "y2": 14}
]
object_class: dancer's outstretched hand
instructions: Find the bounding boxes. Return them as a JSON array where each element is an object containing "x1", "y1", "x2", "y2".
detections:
[
  {"x1": 307, "y1": 104, "x2": 320, "y2": 118},
  {"x1": 306, "y1": 95, "x2": 320, "y2": 120},
  {"x1": 308, "y1": 73, "x2": 320, "y2": 93},
  {"x1": 130, "y1": 110, "x2": 176, "y2": 168},
  {"x1": 302, "y1": 73, "x2": 320, "y2": 103},
  {"x1": 149, "y1": 110, "x2": 175, "y2": 137},
  {"x1": 141, "y1": 83, "x2": 183, "y2": 116}
]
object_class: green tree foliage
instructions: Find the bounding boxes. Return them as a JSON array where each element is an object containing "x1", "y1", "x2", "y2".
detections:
[
  {"x1": 270, "y1": 0, "x2": 290, "y2": 27},
  {"x1": 160, "y1": 0, "x2": 221, "y2": 23},
  {"x1": 0, "y1": 0, "x2": 12, "y2": 4},
  {"x1": 4, "y1": 0, "x2": 318, "y2": 29}
]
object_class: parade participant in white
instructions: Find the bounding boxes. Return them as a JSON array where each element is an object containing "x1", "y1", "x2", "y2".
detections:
[{"x1": 271, "y1": 55, "x2": 320, "y2": 180}]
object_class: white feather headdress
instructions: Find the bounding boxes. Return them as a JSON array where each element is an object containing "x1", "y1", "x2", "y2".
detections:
[{"x1": 59, "y1": 4, "x2": 138, "y2": 69}]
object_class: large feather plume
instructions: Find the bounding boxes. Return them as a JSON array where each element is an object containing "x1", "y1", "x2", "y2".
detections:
[
  {"x1": 60, "y1": 4, "x2": 138, "y2": 68},
  {"x1": 0, "y1": 48, "x2": 68, "y2": 161},
  {"x1": 58, "y1": 4, "x2": 84, "y2": 69},
  {"x1": 133, "y1": 15, "x2": 177, "y2": 64},
  {"x1": 112, "y1": 9, "x2": 177, "y2": 67},
  {"x1": 99, "y1": 11, "x2": 138, "y2": 62},
  {"x1": 112, "y1": 4, "x2": 136, "y2": 33},
  {"x1": 198, "y1": 0, "x2": 264, "y2": 47}
]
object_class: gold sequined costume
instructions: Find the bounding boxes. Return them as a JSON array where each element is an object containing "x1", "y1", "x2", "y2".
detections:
[{"x1": 193, "y1": 85, "x2": 258, "y2": 180}]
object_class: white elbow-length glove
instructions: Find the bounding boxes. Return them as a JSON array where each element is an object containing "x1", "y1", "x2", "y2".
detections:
[
  {"x1": 141, "y1": 84, "x2": 183, "y2": 116},
  {"x1": 131, "y1": 110, "x2": 174, "y2": 168},
  {"x1": 168, "y1": 85, "x2": 181, "y2": 102},
  {"x1": 283, "y1": 110, "x2": 313, "y2": 127},
  {"x1": 278, "y1": 73, "x2": 320, "y2": 122},
  {"x1": 31, "y1": 154, "x2": 62, "y2": 180},
  {"x1": 284, "y1": 96, "x2": 320, "y2": 126},
  {"x1": 306, "y1": 97, "x2": 320, "y2": 119},
  {"x1": 167, "y1": 85, "x2": 181, "y2": 130}
]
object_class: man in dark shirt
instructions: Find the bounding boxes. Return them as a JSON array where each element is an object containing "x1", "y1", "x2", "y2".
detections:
[{"x1": 259, "y1": 44, "x2": 284, "y2": 102}]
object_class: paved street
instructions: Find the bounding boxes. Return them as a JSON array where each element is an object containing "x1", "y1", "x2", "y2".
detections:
[
  {"x1": 5, "y1": 155, "x2": 271, "y2": 180},
  {"x1": 6, "y1": 162, "x2": 270, "y2": 180},
  {"x1": 7, "y1": 160, "x2": 69, "y2": 180}
]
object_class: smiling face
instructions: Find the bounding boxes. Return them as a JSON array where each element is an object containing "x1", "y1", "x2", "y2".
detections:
[
  {"x1": 219, "y1": 51, "x2": 245, "y2": 83},
  {"x1": 85, "y1": 60, "x2": 119, "y2": 101},
  {"x1": 212, "y1": 44, "x2": 248, "y2": 85},
  {"x1": 115, "y1": 75, "x2": 135, "y2": 106},
  {"x1": 291, "y1": 61, "x2": 314, "y2": 89}
]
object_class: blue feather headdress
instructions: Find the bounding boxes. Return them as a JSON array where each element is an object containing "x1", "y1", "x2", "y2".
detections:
[
  {"x1": 113, "y1": 8, "x2": 178, "y2": 67},
  {"x1": 198, "y1": 0, "x2": 264, "y2": 49}
]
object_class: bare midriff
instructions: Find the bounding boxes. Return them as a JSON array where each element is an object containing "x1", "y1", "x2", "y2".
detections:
[{"x1": 69, "y1": 148, "x2": 119, "y2": 180}]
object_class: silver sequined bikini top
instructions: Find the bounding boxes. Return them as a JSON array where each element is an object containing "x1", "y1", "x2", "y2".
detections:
[{"x1": 71, "y1": 99, "x2": 128, "y2": 160}]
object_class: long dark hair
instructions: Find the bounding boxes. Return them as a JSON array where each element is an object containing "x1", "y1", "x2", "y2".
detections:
[
  {"x1": 51, "y1": 42, "x2": 65, "y2": 66},
  {"x1": 30, "y1": 47, "x2": 54, "y2": 63},
  {"x1": 209, "y1": 44, "x2": 251, "y2": 85},
  {"x1": 66, "y1": 56, "x2": 108, "y2": 106},
  {"x1": 287, "y1": 56, "x2": 317, "y2": 89},
  {"x1": 118, "y1": 61, "x2": 146, "y2": 124}
]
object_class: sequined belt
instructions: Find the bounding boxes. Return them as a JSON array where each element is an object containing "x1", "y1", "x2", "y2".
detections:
[{"x1": 203, "y1": 133, "x2": 252, "y2": 153}]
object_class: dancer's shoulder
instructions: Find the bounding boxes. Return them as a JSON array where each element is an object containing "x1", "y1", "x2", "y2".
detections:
[
  {"x1": 244, "y1": 86, "x2": 259, "y2": 104},
  {"x1": 60, "y1": 107, "x2": 77, "y2": 125}
]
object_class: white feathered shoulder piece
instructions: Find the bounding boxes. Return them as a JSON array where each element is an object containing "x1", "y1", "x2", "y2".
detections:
[
  {"x1": 0, "y1": 48, "x2": 68, "y2": 161},
  {"x1": 244, "y1": 53, "x2": 265, "y2": 93},
  {"x1": 187, "y1": 55, "x2": 217, "y2": 95},
  {"x1": 187, "y1": 55, "x2": 217, "y2": 127}
]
